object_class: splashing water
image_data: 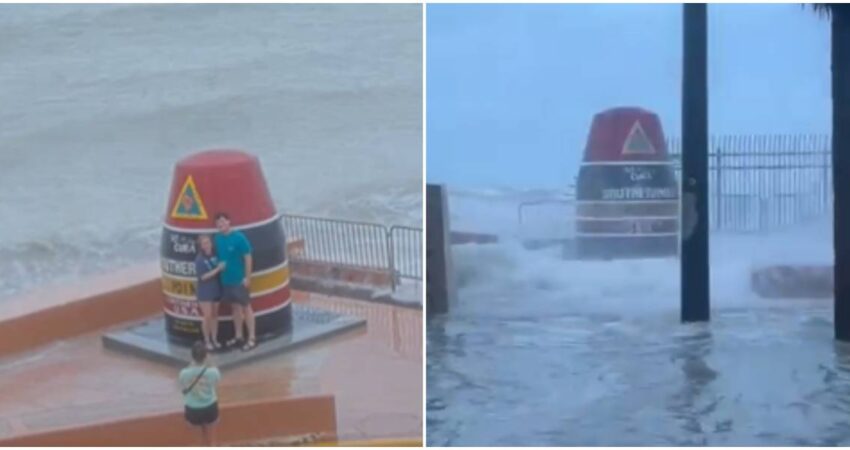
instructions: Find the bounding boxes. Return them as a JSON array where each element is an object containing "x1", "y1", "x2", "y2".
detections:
[{"x1": 427, "y1": 190, "x2": 846, "y2": 446}]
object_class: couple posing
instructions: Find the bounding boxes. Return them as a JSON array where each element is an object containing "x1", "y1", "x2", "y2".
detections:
[{"x1": 195, "y1": 212, "x2": 258, "y2": 352}]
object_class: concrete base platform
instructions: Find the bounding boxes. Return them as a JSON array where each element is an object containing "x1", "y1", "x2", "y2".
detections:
[
  {"x1": 573, "y1": 235, "x2": 678, "y2": 260},
  {"x1": 103, "y1": 305, "x2": 366, "y2": 369}
]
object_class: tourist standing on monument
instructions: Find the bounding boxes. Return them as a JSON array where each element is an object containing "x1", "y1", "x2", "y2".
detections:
[
  {"x1": 196, "y1": 234, "x2": 224, "y2": 351},
  {"x1": 180, "y1": 341, "x2": 221, "y2": 445},
  {"x1": 214, "y1": 212, "x2": 257, "y2": 351}
]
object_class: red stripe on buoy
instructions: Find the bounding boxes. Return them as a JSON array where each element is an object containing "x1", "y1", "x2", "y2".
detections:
[{"x1": 583, "y1": 107, "x2": 671, "y2": 164}]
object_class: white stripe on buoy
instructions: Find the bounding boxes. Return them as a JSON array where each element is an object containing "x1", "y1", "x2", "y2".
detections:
[
  {"x1": 575, "y1": 199, "x2": 678, "y2": 205},
  {"x1": 162, "y1": 213, "x2": 281, "y2": 234},
  {"x1": 162, "y1": 260, "x2": 290, "y2": 281}
]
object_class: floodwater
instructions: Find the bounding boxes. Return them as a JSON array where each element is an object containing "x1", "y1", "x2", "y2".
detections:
[
  {"x1": 0, "y1": 4, "x2": 422, "y2": 301},
  {"x1": 426, "y1": 190, "x2": 848, "y2": 446}
]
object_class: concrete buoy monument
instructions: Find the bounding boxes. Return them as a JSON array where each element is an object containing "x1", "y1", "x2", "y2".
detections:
[
  {"x1": 161, "y1": 150, "x2": 292, "y2": 343},
  {"x1": 103, "y1": 149, "x2": 366, "y2": 369},
  {"x1": 575, "y1": 107, "x2": 679, "y2": 259}
]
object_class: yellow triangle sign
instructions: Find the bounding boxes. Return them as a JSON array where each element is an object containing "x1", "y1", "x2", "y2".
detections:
[
  {"x1": 170, "y1": 175, "x2": 209, "y2": 220},
  {"x1": 622, "y1": 121, "x2": 656, "y2": 155}
]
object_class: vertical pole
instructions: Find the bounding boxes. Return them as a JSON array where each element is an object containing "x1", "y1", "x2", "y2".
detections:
[
  {"x1": 426, "y1": 183, "x2": 457, "y2": 316},
  {"x1": 681, "y1": 3, "x2": 710, "y2": 323},
  {"x1": 832, "y1": 10, "x2": 850, "y2": 341},
  {"x1": 759, "y1": 197, "x2": 768, "y2": 232}
]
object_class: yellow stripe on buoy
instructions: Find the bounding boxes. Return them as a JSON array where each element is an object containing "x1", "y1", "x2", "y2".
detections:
[
  {"x1": 161, "y1": 264, "x2": 290, "y2": 299},
  {"x1": 311, "y1": 438, "x2": 422, "y2": 447}
]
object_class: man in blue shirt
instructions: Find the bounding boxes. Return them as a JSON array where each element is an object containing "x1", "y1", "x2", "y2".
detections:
[{"x1": 214, "y1": 212, "x2": 256, "y2": 351}]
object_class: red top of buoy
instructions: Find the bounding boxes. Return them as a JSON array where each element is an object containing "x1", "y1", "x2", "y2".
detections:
[
  {"x1": 164, "y1": 149, "x2": 277, "y2": 229},
  {"x1": 582, "y1": 107, "x2": 670, "y2": 163}
]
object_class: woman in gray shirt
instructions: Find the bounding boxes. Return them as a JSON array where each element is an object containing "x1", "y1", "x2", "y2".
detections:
[{"x1": 196, "y1": 234, "x2": 225, "y2": 351}]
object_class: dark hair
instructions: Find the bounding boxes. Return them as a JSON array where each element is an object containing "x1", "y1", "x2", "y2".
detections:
[
  {"x1": 191, "y1": 341, "x2": 207, "y2": 363},
  {"x1": 214, "y1": 212, "x2": 230, "y2": 221}
]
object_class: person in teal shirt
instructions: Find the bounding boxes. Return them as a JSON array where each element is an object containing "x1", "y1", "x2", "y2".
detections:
[
  {"x1": 213, "y1": 212, "x2": 256, "y2": 351},
  {"x1": 179, "y1": 341, "x2": 221, "y2": 445}
]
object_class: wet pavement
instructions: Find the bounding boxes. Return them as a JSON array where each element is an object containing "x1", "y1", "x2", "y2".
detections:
[{"x1": 0, "y1": 292, "x2": 422, "y2": 442}]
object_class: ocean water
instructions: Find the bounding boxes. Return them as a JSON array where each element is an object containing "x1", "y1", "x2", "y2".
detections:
[
  {"x1": 426, "y1": 189, "x2": 848, "y2": 446},
  {"x1": 0, "y1": 4, "x2": 422, "y2": 300}
]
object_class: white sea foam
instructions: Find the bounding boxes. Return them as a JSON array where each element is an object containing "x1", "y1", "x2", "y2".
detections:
[{"x1": 428, "y1": 188, "x2": 841, "y2": 446}]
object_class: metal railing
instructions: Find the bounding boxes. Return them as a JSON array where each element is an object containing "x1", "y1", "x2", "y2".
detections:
[
  {"x1": 667, "y1": 134, "x2": 832, "y2": 232},
  {"x1": 280, "y1": 214, "x2": 422, "y2": 291},
  {"x1": 389, "y1": 226, "x2": 423, "y2": 281},
  {"x1": 282, "y1": 214, "x2": 390, "y2": 270}
]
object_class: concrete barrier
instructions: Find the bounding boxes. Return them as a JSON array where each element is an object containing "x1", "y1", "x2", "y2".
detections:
[
  {"x1": 0, "y1": 263, "x2": 161, "y2": 358},
  {"x1": 751, "y1": 265, "x2": 833, "y2": 299},
  {"x1": 290, "y1": 261, "x2": 393, "y2": 288},
  {"x1": 0, "y1": 395, "x2": 337, "y2": 446},
  {"x1": 450, "y1": 231, "x2": 499, "y2": 245},
  {"x1": 316, "y1": 438, "x2": 423, "y2": 446}
]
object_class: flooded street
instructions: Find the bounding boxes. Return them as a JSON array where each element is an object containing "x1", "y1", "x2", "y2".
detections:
[
  {"x1": 427, "y1": 191, "x2": 847, "y2": 446},
  {"x1": 429, "y1": 300, "x2": 850, "y2": 446}
]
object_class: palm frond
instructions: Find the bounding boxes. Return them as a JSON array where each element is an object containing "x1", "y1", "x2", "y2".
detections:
[{"x1": 809, "y1": 3, "x2": 850, "y2": 19}]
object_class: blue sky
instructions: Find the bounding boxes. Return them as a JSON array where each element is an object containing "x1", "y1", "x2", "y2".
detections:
[{"x1": 427, "y1": 4, "x2": 831, "y2": 188}]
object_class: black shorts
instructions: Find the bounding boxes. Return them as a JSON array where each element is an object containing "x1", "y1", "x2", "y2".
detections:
[
  {"x1": 196, "y1": 293, "x2": 220, "y2": 303},
  {"x1": 221, "y1": 284, "x2": 251, "y2": 305},
  {"x1": 185, "y1": 402, "x2": 219, "y2": 426}
]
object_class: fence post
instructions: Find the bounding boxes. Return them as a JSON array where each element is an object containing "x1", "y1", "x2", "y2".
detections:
[
  {"x1": 759, "y1": 197, "x2": 768, "y2": 232},
  {"x1": 716, "y1": 145, "x2": 722, "y2": 231},
  {"x1": 824, "y1": 144, "x2": 831, "y2": 213},
  {"x1": 517, "y1": 204, "x2": 524, "y2": 226},
  {"x1": 387, "y1": 227, "x2": 397, "y2": 292}
]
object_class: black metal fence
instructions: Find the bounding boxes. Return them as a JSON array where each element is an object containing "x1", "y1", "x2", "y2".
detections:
[
  {"x1": 281, "y1": 214, "x2": 422, "y2": 290},
  {"x1": 389, "y1": 225, "x2": 423, "y2": 281},
  {"x1": 667, "y1": 134, "x2": 831, "y2": 232}
]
